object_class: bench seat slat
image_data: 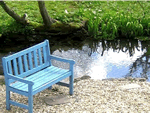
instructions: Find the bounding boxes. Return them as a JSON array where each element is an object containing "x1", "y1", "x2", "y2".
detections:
[
  {"x1": 33, "y1": 71, "x2": 71, "y2": 95},
  {"x1": 9, "y1": 63, "x2": 50, "y2": 83},
  {"x1": 10, "y1": 66, "x2": 71, "y2": 93},
  {"x1": 11, "y1": 66, "x2": 69, "y2": 90},
  {"x1": 29, "y1": 68, "x2": 69, "y2": 90},
  {"x1": 21, "y1": 68, "x2": 62, "y2": 89},
  {"x1": 11, "y1": 66, "x2": 59, "y2": 87}
]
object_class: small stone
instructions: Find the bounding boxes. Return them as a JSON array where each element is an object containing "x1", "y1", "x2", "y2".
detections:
[
  {"x1": 102, "y1": 78, "x2": 115, "y2": 81},
  {"x1": 126, "y1": 77, "x2": 133, "y2": 81},
  {"x1": 74, "y1": 78, "x2": 80, "y2": 83},
  {"x1": 44, "y1": 95, "x2": 76, "y2": 106},
  {"x1": 138, "y1": 78, "x2": 146, "y2": 82},
  {"x1": 74, "y1": 75, "x2": 91, "y2": 83},
  {"x1": 117, "y1": 78, "x2": 126, "y2": 81},
  {"x1": 0, "y1": 75, "x2": 4, "y2": 80},
  {"x1": 80, "y1": 75, "x2": 91, "y2": 80}
]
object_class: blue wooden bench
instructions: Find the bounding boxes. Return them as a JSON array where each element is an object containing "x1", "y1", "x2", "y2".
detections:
[{"x1": 2, "y1": 39, "x2": 75, "y2": 113}]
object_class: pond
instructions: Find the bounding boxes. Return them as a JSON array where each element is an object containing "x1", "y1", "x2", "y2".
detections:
[{"x1": 0, "y1": 37, "x2": 150, "y2": 81}]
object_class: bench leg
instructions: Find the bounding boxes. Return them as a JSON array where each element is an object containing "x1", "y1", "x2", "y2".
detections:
[
  {"x1": 6, "y1": 88, "x2": 10, "y2": 110},
  {"x1": 28, "y1": 95, "x2": 33, "y2": 113},
  {"x1": 69, "y1": 75, "x2": 73, "y2": 95},
  {"x1": 28, "y1": 85, "x2": 33, "y2": 113}
]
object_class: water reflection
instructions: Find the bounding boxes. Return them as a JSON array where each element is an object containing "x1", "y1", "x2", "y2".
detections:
[
  {"x1": 0, "y1": 37, "x2": 150, "y2": 81},
  {"x1": 89, "y1": 44, "x2": 146, "y2": 79},
  {"x1": 52, "y1": 38, "x2": 150, "y2": 81},
  {"x1": 126, "y1": 52, "x2": 150, "y2": 81},
  {"x1": 86, "y1": 39, "x2": 149, "y2": 80}
]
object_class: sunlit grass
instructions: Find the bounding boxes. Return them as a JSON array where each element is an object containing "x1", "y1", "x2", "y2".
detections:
[{"x1": 0, "y1": 1, "x2": 150, "y2": 39}]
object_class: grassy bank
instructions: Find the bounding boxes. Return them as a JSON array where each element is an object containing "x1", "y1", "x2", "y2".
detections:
[{"x1": 0, "y1": 1, "x2": 150, "y2": 40}]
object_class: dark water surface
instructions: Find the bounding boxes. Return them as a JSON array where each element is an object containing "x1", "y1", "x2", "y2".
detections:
[{"x1": 0, "y1": 37, "x2": 150, "y2": 81}]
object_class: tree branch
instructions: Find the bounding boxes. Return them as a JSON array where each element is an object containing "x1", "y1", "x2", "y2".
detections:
[
  {"x1": 0, "y1": 0, "x2": 28, "y2": 25},
  {"x1": 38, "y1": 1, "x2": 54, "y2": 28}
]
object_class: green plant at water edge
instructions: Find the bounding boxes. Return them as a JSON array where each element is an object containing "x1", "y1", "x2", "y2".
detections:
[
  {"x1": 85, "y1": 9, "x2": 101, "y2": 39},
  {"x1": 100, "y1": 13, "x2": 118, "y2": 40},
  {"x1": 146, "y1": 47, "x2": 150, "y2": 56},
  {"x1": 135, "y1": 36, "x2": 150, "y2": 41},
  {"x1": 141, "y1": 18, "x2": 150, "y2": 36},
  {"x1": 89, "y1": 11, "x2": 149, "y2": 40},
  {"x1": 87, "y1": 17, "x2": 100, "y2": 38},
  {"x1": 84, "y1": 1, "x2": 150, "y2": 40}
]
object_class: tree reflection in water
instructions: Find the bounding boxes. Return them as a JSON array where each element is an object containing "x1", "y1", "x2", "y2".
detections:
[
  {"x1": 0, "y1": 37, "x2": 149, "y2": 80},
  {"x1": 87, "y1": 39, "x2": 150, "y2": 80}
]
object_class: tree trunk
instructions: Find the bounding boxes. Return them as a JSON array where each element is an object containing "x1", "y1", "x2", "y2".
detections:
[
  {"x1": 38, "y1": 1, "x2": 53, "y2": 28},
  {"x1": 0, "y1": 1, "x2": 28, "y2": 25}
]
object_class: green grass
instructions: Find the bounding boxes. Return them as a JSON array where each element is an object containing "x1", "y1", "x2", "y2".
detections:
[{"x1": 0, "y1": 1, "x2": 150, "y2": 40}]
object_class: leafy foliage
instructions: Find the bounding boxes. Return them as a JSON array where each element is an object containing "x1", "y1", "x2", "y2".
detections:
[{"x1": 0, "y1": 1, "x2": 150, "y2": 40}]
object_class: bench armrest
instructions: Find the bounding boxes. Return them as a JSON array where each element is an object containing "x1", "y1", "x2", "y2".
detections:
[
  {"x1": 7, "y1": 74, "x2": 34, "y2": 85},
  {"x1": 50, "y1": 55, "x2": 75, "y2": 65}
]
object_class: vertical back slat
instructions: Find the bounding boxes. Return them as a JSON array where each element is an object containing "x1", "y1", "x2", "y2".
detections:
[
  {"x1": 23, "y1": 55, "x2": 28, "y2": 72},
  {"x1": 33, "y1": 50, "x2": 38, "y2": 67},
  {"x1": 18, "y1": 56, "x2": 23, "y2": 74},
  {"x1": 8, "y1": 61, "x2": 13, "y2": 74},
  {"x1": 43, "y1": 46, "x2": 47, "y2": 63},
  {"x1": 13, "y1": 59, "x2": 18, "y2": 76},
  {"x1": 38, "y1": 48, "x2": 42, "y2": 65},
  {"x1": 28, "y1": 52, "x2": 33, "y2": 70},
  {"x1": 46, "y1": 40, "x2": 51, "y2": 66},
  {"x1": 4, "y1": 40, "x2": 50, "y2": 78}
]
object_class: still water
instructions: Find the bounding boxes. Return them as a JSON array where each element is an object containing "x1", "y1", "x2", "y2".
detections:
[{"x1": 0, "y1": 38, "x2": 150, "y2": 81}]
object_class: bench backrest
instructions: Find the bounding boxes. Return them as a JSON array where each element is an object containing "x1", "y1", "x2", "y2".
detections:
[{"x1": 2, "y1": 40, "x2": 51, "y2": 83}]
